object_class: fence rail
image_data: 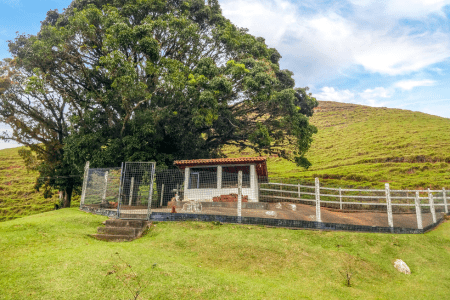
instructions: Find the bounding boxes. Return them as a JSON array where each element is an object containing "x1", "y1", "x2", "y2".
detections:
[{"x1": 80, "y1": 162, "x2": 449, "y2": 233}]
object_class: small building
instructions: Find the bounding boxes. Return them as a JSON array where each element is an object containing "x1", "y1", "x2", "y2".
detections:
[{"x1": 173, "y1": 157, "x2": 268, "y2": 202}]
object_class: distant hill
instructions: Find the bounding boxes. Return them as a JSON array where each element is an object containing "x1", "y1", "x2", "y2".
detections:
[
  {"x1": 0, "y1": 147, "x2": 59, "y2": 221},
  {"x1": 1, "y1": 101, "x2": 449, "y2": 221},
  {"x1": 224, "y1": 101, "x2": 450, "y2": 189}
]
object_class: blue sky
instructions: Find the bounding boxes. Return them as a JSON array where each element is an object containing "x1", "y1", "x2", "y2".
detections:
[{"x1": 1, "y1": 0, "x2": 450, "y2": 149}]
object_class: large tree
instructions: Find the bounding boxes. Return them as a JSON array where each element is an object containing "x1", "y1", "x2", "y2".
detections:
[
  {"x1": 0, "y1": 58, "x2": 78, "y2": 207},
  {"x1": 7, "y1": 0, "x2": 318, "y2": 198}
]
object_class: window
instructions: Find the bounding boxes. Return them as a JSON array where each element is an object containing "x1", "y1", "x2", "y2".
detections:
[
  {"x1": 188, "y1": 167, "x2": 217, "y2": 189},
  {"x1": 221, "y1": 166, "x2": 250, "y2": 188}
]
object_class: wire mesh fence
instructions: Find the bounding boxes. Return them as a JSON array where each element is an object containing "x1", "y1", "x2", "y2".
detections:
[
  {"x1": 80, "y1": 162, "x2": 449, "y2": 233},
  {"x1": 81, "y1": 167, "x2": 122, "y2": 207}
]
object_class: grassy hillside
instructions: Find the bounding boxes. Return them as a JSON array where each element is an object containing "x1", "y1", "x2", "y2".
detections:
[
  {"x1": 0, "y1": 147, "x2": 60, "y2": 222},
  {"x1": 225, "y1": 101, "x2": 450, "y2": 189},
  {"x1": 1, "y1": 208, "x2": 450, "y2": 299},
  {"x1": 1, "y1": 101, "x2": 449, "y2": 222}
]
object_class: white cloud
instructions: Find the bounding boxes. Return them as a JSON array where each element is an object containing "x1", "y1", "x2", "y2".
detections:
[
  {"x1": 360, "y1": 87, "x2": 391, "y2": 99},
  {"x1": 313, "y1": 87, "x2": 355, "y2": 102},
  {"x1": 220, "y1": 0, "x2": 450, "y2": 80},
  {"x1": 221, "y1": 0, "x2": 298, "y2": 47},
  {"x1": 0, "y1": 0, "x2": 21, "y2": 8},
  {"x1": 350, "y1": 0, "x2": 450, "y2": 19},
  {"x1": 353, "y1": 31, "x2": 450, "y2": 75},
  {"x1": 313, "y1": 86, "x2": 391, "y2": 107},
  {"x1": 0, "y1": 141, "x2": 21, "y2": 150},
  {"x1": 394, "y1": 79, "x2": 435, "y2": 90}
]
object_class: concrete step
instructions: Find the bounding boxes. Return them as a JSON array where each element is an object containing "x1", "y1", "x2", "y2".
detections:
[
  {"x1": 118, "y1": 214, "x2": 148, "y2": 220},
  {"x1": 91, "y1": 234, "x2": 134, "y2": 242},
  {"x1": 104, "y1": 219, "x2": 147, "y2": 228},
  {"x1": 97, "y1": 226, "x2": 138, "y2": 236}
]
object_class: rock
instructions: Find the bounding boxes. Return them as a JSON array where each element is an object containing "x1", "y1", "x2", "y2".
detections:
[
  {"x1": 275, "y1": 203, "x2": 282, "y2": 209},
  {"x1": 288, "y1": 204, "x2": 297, "y2": 211},
  {"x1": 393, "y1": 259, "x2": 411, "y2": 274},
  {"x1": 182, "y1": 201, "x2": 202, "y2": 213},
  {"x1": 265, "y1": 210, "x2": 277, "y2": 217}
]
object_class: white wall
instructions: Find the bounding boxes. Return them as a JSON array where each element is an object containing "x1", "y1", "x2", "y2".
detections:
[{"x1": 183, "y1": 164, "x2": 259, "y2": 202}]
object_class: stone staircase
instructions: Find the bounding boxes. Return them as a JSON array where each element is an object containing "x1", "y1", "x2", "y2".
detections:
[{"x1": 92, "y1": 219, "x2": 149, "y2": 242}]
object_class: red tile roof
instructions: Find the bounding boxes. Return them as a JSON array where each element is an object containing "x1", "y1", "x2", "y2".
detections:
[{"x1": 174, "y1": 157, "x2": 268, "y2": 177}]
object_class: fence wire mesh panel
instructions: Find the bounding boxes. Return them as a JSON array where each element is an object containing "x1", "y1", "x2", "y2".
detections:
[
  {"x1": 81, "y1": 167, "x2": 122, "y2": 207},
  {"x1": 80, "y1": 161, "x2": 448, "y2": 233},
  {"x1": 117, "y1": 162, "x2": 156, "y2": 219}
]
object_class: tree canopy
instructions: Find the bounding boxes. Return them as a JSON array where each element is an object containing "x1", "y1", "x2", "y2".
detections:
[{"x1": 2, "y1": 0, "x2": 318, "y2": 206}]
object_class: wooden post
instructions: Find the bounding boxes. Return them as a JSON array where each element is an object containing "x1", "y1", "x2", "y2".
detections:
[
  {"x1": 101, "y1": 171, "x2": 109, "y2": 204},
  {"x1": 298, "y1": 183, "x2": 301, "y2": 200},
  {"x1": 237, "y1": 171, "x2": 242, "y2": 223},
  {"x1": 160, "y1": 183, "x2": 165, "y2": 207},
  {"x1": 315, "y1": 178, "x2": 322, "y2": 223},
  {"x1": 339, "y1": 187, "x2": 343, "y2": 210},
  {"x1": 414, "y1": 191, "x2": 423, "y2": 230},
  {"x1": 428, "y1": 188, "x2": 437, "y2": 224},
  {"x1": 80, "y1": 161, "x2": 90, "y2": 207},
  {"x1": 128, "y1": 177, "x2": 134, "y2": 206},
  {"x1": 443, "y1": 188, "x2": 448, "y2": 214},
  {"x1": 385, "y1": 183, "x2": 394, "y2": 228}
]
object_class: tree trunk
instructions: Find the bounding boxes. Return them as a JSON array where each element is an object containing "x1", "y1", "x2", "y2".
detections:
[
  {"x1": 59, "y1": 190, "x2": 64, "y2": 205},
  {"x1": 63, "y1": 186, "x2": 73, "y2": 208}
]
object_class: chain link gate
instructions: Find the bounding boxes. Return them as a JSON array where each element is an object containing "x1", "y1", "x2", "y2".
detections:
[{"x1": 117, "y1": 162, "x2": 156, "y2": 220}]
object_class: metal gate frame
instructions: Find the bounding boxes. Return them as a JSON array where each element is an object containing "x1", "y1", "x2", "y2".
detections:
[{"x1": 117, "y1": 162, "x2": 156, "y2": 220}]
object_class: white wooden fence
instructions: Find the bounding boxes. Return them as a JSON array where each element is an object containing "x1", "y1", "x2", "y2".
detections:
[{"x1": 259, "y1": 178, "x2": 449, "y2": 230}]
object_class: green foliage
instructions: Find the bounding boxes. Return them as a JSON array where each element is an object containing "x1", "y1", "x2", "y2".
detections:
[
  {"x1": 1, "y1": 208, "x2": 450, "y2": 298},
  {"x1": 0, "y1": 58, "x2": 78, "y2": 207},
  {"x1": 0, "y1": 147, "x2": 65, "y2": 222},
  {"x1": 7, "y1": 0, "x2": 317, "y2": 174}
]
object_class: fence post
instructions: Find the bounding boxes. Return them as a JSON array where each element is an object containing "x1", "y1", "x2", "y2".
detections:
[
  {"x1": 339, "y1": 187, "x2": 343, "y2": 210},
  {"x1": 217, "y1": 166, "x2": 222, "y2": 190},
  {"x1": 101, "y1": 171, "x2": 109, "y2": 204},
  {"x1": 160, "y1": 183, "x2": 165, "y2": 208},
  {"x1": 315, "y1": 178, "x2": 322, "y2": 223},
  {"x1": 184, "y1": 167, "x2": 190, "y2": 200},
  {"x1": 385, "y1": 183, "x2": 394, "y2": 229},
  {"x1": 298, "y1": 183, "x2": 301, "y2": 200},
  {"x1": 147, "y1": 163, "x2": 156, "y2": 220},
  {"x1": 443, "y1": 188, "x2": 448, "y2": 214},
  {"x1": 428, "y1": 188, "x2": 437, "y2": 224},
  {"x1": 414, "y1": 191, "x2": 423, "y2": 230},
  {"x1": 117, "y1": 162, "x2": 124, "y2": 218},
  {"x1": 80, "y1": 161, "x2": 90, "y2": 208},
  {"x1": 128, "y1": 177, "x2": 135, "y2": 206},
  {"x1": 237, "y1": 171, "x2": 242, "y2": 223}
]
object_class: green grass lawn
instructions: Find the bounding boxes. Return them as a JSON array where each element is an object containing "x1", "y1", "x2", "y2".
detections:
[{"x1": 1, "y1": 208, "x2": 450, "y2": 299}]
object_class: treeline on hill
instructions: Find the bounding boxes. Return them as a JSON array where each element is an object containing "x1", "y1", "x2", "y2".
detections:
[{"x1": 0, "y1": 0, "x2": 318, "y2": 207}]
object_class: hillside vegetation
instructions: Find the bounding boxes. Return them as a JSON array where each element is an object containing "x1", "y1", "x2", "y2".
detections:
[
  {"x1": 1, "y1": 101, "x2": 449, "y2": 221},
  {"x1": 0, "y1": 208, "x2": 450, "y2": 299},
  {"x1": 0, "y1": 147, "x2": 60, "y2": 222},
  {"x1": 225, "y1": 101, "x2": 450, "y2": 189}
]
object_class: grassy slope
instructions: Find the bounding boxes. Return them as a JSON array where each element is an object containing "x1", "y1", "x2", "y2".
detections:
[
  {"x1": 225, "y1": 101, "x2": 450, "y2": 189},
  {"x1": 0, "y1": 147, "x2": 59, "y2": 222},
  {"x1": 1, "y1": 101, "x2": 449, "y2": 221},
  {"x1": 0, "y1": 208, "x2": 449, "y2": 299}
]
